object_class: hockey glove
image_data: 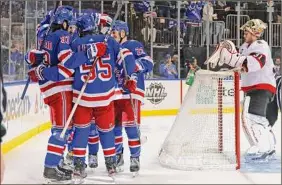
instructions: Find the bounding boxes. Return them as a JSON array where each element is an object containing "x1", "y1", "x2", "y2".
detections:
[
  {"x1": 28, "y1": 64, "x2": 45, "y2": 82},
  {"x1": 25, "y1": 49, "x2": 46, "y2": 67},
  {"x1": 135, "y1": 59, "x2": 145, "y2": 73},
  {"x1": 124, "y1": 73, "x2": 138, "y2": 93},
  {"x1": 96, "y1": 13, "x2": 112, "y2": 27},
  {"x1": 205, "y1": 40, "x2": 246, "y2": 70},
  {"x1": 86, "y1": 42, "x2": 107, "y2": 62}
]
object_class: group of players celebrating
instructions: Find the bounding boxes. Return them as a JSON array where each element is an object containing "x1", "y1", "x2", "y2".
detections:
[
  {"x1": 25, "y1": 5, "x2": 153, "y2": 183},
  {"x1": 24, "y1": 4, "x2": 281, "y2": 184}
]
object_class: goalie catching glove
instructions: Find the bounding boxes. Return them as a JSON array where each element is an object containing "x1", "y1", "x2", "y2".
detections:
[{"x1": 205, "y1": 40, "x2": 246, "y2": 71}]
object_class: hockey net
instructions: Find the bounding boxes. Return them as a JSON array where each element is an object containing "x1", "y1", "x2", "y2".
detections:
[{"x1": 159, "y1": 70, "x2": 241, "y2": 170}]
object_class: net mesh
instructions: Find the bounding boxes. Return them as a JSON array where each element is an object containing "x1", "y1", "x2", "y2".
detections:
[{"x1": 159, "y1": 70, "x2": 239, "y2": 170}]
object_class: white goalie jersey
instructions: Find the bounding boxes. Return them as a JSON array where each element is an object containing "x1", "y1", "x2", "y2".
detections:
[{"x1": 239, "y1": 40, "x2": 276, "y2": 94}]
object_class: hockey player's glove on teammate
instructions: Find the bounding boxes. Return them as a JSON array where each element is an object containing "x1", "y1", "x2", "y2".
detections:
[
  {"x1": 124, "y1": 73, "x2": 138, "y2": 93},
  {"x1": 95, "y1": 13, "x2": 112, "y2": 27},
  {"x1": 206, "y1": 40, "x2": 246, "y2": 70},
  {"x1": 135, "y1": 59, "x2": 146, "y2": 73},
  {"x1": 28, "y1": 64, "x2": 45, "y2": 82},
  {"x1": 25, "y1": 49, "x2": 47, "y2": 67},
  {"x1": 86, "y1": 42, "x2": 107, "y2": 62}
]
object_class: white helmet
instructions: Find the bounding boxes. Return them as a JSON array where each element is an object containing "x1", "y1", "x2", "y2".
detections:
[{"x1": 240, "y1": 19, "x2": 267, "y2": 38}]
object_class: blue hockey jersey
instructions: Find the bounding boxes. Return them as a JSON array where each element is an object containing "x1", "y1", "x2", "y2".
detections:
[
  {"x1": 115, "y1": 40, "x2": 154, "y2": 103},
  {"x1": 42, "y1": 35, "x2": 136, "y2": 108},
  {"x1": 37, "y1": 28, "x2": 76, "y2": 103}
]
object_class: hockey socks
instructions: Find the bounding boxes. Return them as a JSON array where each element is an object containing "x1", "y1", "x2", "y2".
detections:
[
  {"x1": 72, "y1": 125, "x2": 91, "y2": 163},
  {"x1": 114, "y1": 125, "x2": 123, "y2": 154},
  {"x1": 45, "y1": 128, "x2": 68, "y2": 168},
  {"x1": 88, "y1": 123, "x2": 100, "y2": 155},
  {"x1": 125, "y1": 126, "x2": 141, "y2": 158}
]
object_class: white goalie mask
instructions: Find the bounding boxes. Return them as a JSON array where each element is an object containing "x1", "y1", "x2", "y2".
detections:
[{"x1": 240, "y1": 19, "x2": 267, "y2": 38}]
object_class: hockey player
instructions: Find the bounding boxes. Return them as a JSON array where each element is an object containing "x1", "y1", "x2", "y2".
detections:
[
  {"x1": 25, "y1": 6, "x2": 76, "y2": 182},
  {"x1": 266, "y1": 74, "x2": 281, "y2": 128},
  {"x1": 111, "y1": 20, "x2": 154, "y2": 173},
  {"x1": 206, "y1": 19, "x2": 276, "y2": 162},
  {"x1": 29, "y1": 14, "x2": 137, "y2": 178},
  {"x1": 62, "y1": 11, "x2": 113, "y2": 171}
]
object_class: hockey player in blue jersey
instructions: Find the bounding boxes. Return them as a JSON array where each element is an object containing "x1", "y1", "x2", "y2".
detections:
[
  {"x1": 111, "y1": 20, "x2": 154, "y2": 174},
  {"x1": 25, "y1": 6, "x2": 77, "y2": 183},
  {"x1": 30, "y1": 14, "x2": 137, "y2": 178}
]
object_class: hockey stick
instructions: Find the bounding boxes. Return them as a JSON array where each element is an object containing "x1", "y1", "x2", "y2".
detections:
[
  {"x1": 120, "y1": 53, "x2": 148, "y2": 144},
  {"x1": 18, "y1": 1, "x2": 60, "y2": 112},
  {"x1": 59, "y1": 3, "x2": 123, "y2": 139}
]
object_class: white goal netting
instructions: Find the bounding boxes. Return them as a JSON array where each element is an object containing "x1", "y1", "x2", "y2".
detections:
[{"x1": 159, "y1": 70, "x2": 240, "y2": 170}]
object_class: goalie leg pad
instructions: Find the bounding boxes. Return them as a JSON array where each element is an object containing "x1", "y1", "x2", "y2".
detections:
[{"x1": 242, "y1": 96, "x2": 276, "y2": 153}]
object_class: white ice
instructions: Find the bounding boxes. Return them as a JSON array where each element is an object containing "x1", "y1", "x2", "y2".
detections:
[{"x1": 2, "y1": 116, "x2": 281, "y2": 184}]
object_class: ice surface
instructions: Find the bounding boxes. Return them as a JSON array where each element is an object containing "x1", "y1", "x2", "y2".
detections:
[{"x1": 2, "y1": 116, "x2": 281, "y2": 184}]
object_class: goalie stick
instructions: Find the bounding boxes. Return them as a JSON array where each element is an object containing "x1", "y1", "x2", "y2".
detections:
[
  {"x1": 18, "y1": 1, "x2": 60, "y2": 112},
  {"x1": 59, "y1": 2, "x2": 123, "y2": 139},
  {"x1": 120, "y1": 52, "x2": 148, "y2": 145}
]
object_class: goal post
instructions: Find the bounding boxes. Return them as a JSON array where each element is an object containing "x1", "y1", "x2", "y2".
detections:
[{"x1": 159, "y1": 70, "x2": 241, "y2": 170}]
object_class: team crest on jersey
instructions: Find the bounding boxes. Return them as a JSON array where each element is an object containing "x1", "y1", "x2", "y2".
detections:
[
  {"x1": 145, "y1": 83, "x2": 167, "y2": 105},
  {"x1": 135, "y1": 47, "x2": 144, "y2": 56}
]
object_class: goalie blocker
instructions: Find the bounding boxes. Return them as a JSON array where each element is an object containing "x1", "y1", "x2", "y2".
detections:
[{"x1": 206, "y1": 19, "x2": 276, "y2": 162}]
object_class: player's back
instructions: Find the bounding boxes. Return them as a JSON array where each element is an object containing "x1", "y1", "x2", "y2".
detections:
[
  {"x1": 71, "y1": 35, "x2": 119, "y2": 108},
  {"x1": 37, "y1": 29, "x2": 73, "y2": 103}
]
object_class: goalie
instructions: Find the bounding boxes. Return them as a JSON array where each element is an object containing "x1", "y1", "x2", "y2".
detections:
[{"x1": 206, "y1": 19, "x2": 277, "y2": 162}]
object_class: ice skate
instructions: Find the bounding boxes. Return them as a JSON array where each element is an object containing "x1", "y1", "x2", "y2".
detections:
[
  {"x1": 245, "y1": 146, "x2": 276, "y2": 163},
  {"x1": 60, "y1": 153, "x2": 74, "y2": 172},
  {"x1": 130, "y1": 157, "x2": 140, "y2": 177},
  {"x1": 72, "y1": 158, "x2": 87, "y2": 184},
  {"x1": 43, "y1": 166, "x2": 72, "y2": 184},
  {"x1": 105, "y1": 156, "x2": 116, "y2": 177},
  {"x1": 116, "y1": 153, "x2": 124, "y2": 172},
  {"x1": 88, "y1": 154, "x2": 98, "y2": 169}
]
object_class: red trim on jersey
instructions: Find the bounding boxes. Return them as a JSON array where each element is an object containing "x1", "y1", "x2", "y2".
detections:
[
  {"x1": 132, "y1": 89, "x2": 145, "y2": 97},
  {"x1": 40, "y1": 81, "x2": 73, "y2": 92},
  {"x1": 241, "y1": 83, "x2": 276, "y2": 94},
  {"x1": 73, "y1": 90, "x2": 115, "y2": 101},
  {"x1": 47, "y1": 145, "x2": 64, "y2": 154},
  {"x1": 58, "y1": 65, "x2": 73, "y2": 77},
  {"x1": 58, "y1": 50, "x2": 72, "y2": 63},
  {"x1": 251, "y1": 53, "x2": 265, "y2": 68}
]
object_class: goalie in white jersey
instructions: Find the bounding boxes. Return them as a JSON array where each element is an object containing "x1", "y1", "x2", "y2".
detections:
[{"x1": 206, "y1": 19, "x2": 277, "y2": 162}]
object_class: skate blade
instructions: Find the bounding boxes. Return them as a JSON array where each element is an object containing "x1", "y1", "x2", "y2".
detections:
[
  {"x1": 71, "y1": 178, "x2": 84, "y2": 184},
  {"x1": 44, "y1": 178, "x2": 72, "y2": 184},
  {"x1": 116, "y1": 166, "x2": 124, "y2": 173},
  {"x1": 132, "y1": 171, "x2": 139, "y2": 178},
  {"x1": 245, "y1": 153, "x2": 275, "y2": 164}
]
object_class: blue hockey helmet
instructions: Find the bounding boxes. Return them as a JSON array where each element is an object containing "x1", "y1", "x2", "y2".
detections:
[
  {"x1": 53, "y1": 6, "x2": 74, "y2": 25},
  {"x1": 76, "y1": 14, "x2": 97, "y2": 32},
  {"x1": 112, "y1": 20, "x2": 129, "y2": 35}
]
